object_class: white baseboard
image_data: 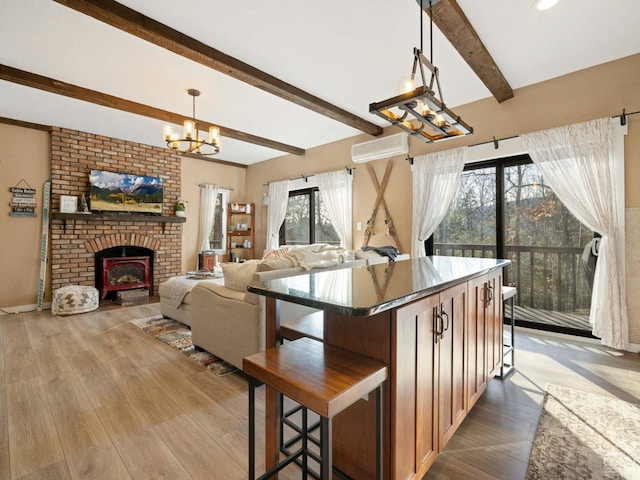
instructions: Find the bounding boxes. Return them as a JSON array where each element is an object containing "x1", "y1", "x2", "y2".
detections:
[
  {"x1": 0, "y1": 302, "x2": 51, "y2": 315},
  {"x1": 627, "y1": 342, "x2": 640, "y2": 354}
]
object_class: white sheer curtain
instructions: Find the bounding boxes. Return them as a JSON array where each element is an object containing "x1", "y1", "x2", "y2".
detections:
[
  {"x1": 265, "y1": 180, "x2": 289, "y2": 251},
  {"x1": 411, "y1": 146, "x2": 466, "y2": 258},
  {"x1": 521, "y1": 117, "x2": 628, "y2": 350},
  {"x1": 198, "y1": 184, "x2": 219, "y2": 252},
  {"x1": 316, "y1": 169, "x2": 353, "y2": 249}
]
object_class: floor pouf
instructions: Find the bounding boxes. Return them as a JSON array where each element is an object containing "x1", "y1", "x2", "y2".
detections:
[{"x1": 52, "y1": 285, "x2": 100, "y2": 315}]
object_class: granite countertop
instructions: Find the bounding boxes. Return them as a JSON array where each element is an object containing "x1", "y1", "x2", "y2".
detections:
[{"x1": 248, "y1": 255, "x2": 510, "y2": 316}]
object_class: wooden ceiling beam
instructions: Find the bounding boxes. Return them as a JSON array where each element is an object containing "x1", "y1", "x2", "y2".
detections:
[
  {"x1": 53, "y1": 0, "x2": 383, "y2": 136},
  {"x1": 0, "y1": 64, "x2": 305, "y2": 156},
  {"x1": 0, "y1": 116, "x2": 52, "y2": 132},
  {"x1": 424, "y1": 0, "x2": 514, "y2": 103}
]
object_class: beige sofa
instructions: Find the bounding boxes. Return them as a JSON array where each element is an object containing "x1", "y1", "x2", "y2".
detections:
[
  {"x1": 190, "y1": 257, "x2": 367, "y2": 370},
  {"x1": 159, "y1": 244, "x2": 373, "y2": 327},
  {"x1": 162, "y1": 244, "x2": 406, "y2": 370},
  {"x1": 159, "y1": 275, "x2": 224, "y2": 326}
]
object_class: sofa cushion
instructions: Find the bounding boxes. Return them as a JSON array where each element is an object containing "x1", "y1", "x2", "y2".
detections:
[
  {"x1": 222, "y1": 260, "x2": 260, "y2": 292},
  {"x1": 196, "y1": 281, "x2": 248, "y2": 302},
  {"x1": 256, "y1": 255, "x2": 296, "y2": 272}
]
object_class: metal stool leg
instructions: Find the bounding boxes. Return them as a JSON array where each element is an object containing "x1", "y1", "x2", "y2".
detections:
[
  {"x1": 498, "y1": 291, "x2": 516, "y2": 378},
  {"x1": 320, "y1": 417, "x2": 332, "y2": 480},
  {"x1": 249, "y1": 377, "x2": 256, "y2": 480},
  {"x1": 510, "y1": 296, "x2": 515, "y2": 369},
  {"x1": 376, "y1": 385, "x2": 383, "y2": 480},
  {"x1": 302, "y1": 407, "x2": 308, "y2": 479}
]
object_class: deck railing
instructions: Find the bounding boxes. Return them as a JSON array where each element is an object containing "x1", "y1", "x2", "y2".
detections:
[{"x1": 434, "y1": 243, "x2": 592, "y2": 314}]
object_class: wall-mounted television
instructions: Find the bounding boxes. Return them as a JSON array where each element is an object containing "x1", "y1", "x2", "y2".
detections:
[{"x1": 89, "y1": 170, "x2": 163, "y2": 215}]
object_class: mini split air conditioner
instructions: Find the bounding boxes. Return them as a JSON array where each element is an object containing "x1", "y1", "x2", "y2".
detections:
[{"x1": 351, "y1": 132, "x2": 409, "y2": 163}]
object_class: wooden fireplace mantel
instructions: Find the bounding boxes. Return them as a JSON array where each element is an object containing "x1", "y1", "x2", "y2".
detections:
[{"x1": 52, "y1": 212, "x2": 186, "y2": 233}]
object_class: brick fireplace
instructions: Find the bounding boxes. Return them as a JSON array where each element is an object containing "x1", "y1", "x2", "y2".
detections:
[{"x1": 49, "y1": 127, "x2": 184, "y2": 297}]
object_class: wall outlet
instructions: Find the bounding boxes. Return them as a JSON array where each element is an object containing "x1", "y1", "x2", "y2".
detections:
[{"x1": 356, "y1": 221, "x2": 362, "y2": 231}]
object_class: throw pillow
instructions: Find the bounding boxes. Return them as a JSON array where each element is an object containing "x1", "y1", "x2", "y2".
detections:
[{"x1": 221, "y1": 260, "x2": 260, "y2": 292}]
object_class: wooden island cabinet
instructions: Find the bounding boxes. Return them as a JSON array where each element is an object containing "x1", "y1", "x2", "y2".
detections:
[
  {"x1": 392, "y1": 281, "x2": 467, "y2": 478},
  {"x1": 249, "y1": 256, "x2": 509, "y2": 479},
  {"x1": 467, "y1": 270, "x2": 503, "y2": 410}
]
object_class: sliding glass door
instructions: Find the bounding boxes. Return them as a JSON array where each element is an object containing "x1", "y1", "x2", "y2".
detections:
[{"x1": 433, "y1": 155, "x2": 594, "y2": 336}]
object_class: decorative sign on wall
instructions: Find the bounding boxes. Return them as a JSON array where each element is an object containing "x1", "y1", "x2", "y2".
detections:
[{"x1": 9, "y1": 180, "x2": 37, "y2": 217}]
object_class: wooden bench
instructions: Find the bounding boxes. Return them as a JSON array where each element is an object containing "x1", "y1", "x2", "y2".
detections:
[{"x1": 243, "y1": 337, "x2": 388, "y2": 479}]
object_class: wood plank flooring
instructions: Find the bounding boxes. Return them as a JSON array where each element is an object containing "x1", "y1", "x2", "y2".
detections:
[{"x1": 1, "y1": 304, "x2": 639, "y2": 479}]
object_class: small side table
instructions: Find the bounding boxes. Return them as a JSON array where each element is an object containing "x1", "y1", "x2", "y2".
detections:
[{"x1": 497, "y1": 286, "x2": 517, "y2": 378}]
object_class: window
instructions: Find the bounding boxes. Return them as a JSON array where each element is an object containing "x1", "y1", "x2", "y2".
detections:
[
  {"x1": 207, "y1": 189, "x2": 229, "y2": 254},
  {"x1": 433, "y1": 155, "x2": 595, "y2": 336},
  {"x1": 279, "y1": 187, "x2": 340, "y2": 246}
]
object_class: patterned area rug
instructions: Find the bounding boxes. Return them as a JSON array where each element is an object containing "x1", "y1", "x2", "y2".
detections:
[
  {"x1": 131, "y1": 315, "x2": 237, "y2": 376},
  {"x1": 526, "y1": 384, "x2": 640, "y2": 479}
]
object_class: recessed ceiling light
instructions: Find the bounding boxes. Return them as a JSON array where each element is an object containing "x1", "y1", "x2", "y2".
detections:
[{"x1": 536, "y1": 0, "x2": 559, "y2": 10}]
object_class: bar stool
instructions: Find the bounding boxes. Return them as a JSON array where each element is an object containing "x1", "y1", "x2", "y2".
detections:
[
  {"x1": 279, "y1": 311, "x2": 324, "y2": 460},
  {"x1": 498, "y1": 286, "x2": 517, "y2": 378},
  {"x1": 243, "y1": 337, "x2": 388, "y2": 480}
]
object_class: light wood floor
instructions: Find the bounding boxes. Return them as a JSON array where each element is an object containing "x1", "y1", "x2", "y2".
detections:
[{"x1": 1, "y1": 304, "x2": 639, "y2": 479}]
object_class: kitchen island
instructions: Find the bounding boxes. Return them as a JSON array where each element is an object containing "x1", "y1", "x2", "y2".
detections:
[{"x1": 248, "y1": 255, "x2": 510, "y2": 479}]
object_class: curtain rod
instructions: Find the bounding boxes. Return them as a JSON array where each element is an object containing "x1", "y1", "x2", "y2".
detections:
[
  {"x1": 466, "y1": 134, "x2": 520, "y2": 149},
  {"x1": 406, "y1": 109, "x2": 638, "y2": 164},
  {"x1": 466, "y1": 109, "x2": 638, "y2": 150},
  {"x1": 198, "y1": 183, "x2": 234, "y2": 191},
  {"x1": 262, "y1": 166, "x2": 356, "y2": 187}
]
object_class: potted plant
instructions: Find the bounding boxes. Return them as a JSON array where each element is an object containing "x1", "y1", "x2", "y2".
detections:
[{"x1": 175, "y1": 198, "x2": 187, "y2": 217}]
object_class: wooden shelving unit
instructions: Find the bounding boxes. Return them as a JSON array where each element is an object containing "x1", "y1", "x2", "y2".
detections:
[{"x1": 227, "y1": 202, "x2": 255, "y2": 261}]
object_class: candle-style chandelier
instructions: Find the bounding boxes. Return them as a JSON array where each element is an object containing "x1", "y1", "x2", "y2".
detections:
[
  {"x1": 163, "y1": 89, "x2": 221, "y2": 155},
  {"x1": 369, "y1": 0, "x2": 473, "y2": 143}
]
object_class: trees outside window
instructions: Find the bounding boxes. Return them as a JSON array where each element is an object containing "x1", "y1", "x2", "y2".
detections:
[
  {"x1": 207, "y1": 190, "x2": 228, "y2": 253},
  {"x1": 279, "y1": 188, "x2": 340, "y2": 246},
  {"x1": 433, "y1": 155, "x2": 594, "y2": 333}
]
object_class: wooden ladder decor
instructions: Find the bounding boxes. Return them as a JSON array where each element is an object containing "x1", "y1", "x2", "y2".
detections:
[{"x1": 363, "y1": 161, "x2": 403, "y2": 251}]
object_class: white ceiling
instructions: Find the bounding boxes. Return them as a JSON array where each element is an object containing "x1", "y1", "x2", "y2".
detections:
[{"x1": 1, "y1": 0, "x2": 639, "y2": 165}]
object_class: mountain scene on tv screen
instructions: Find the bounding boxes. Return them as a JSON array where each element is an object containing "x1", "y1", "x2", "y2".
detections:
[{"x1": 89, "y1": 170, "x2": 163, "y2": 214}]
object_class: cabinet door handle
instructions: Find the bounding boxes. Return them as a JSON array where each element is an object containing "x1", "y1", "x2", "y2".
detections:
[
  {"x1": 441, "y1": 310, "x2": 449, "y2": 333},
  {"x1": 434, "y1": 308, "x2": 442, "y2": 343},
  {"x1": 486, "y1": 284, "x2": 494, "y2": 306}
]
